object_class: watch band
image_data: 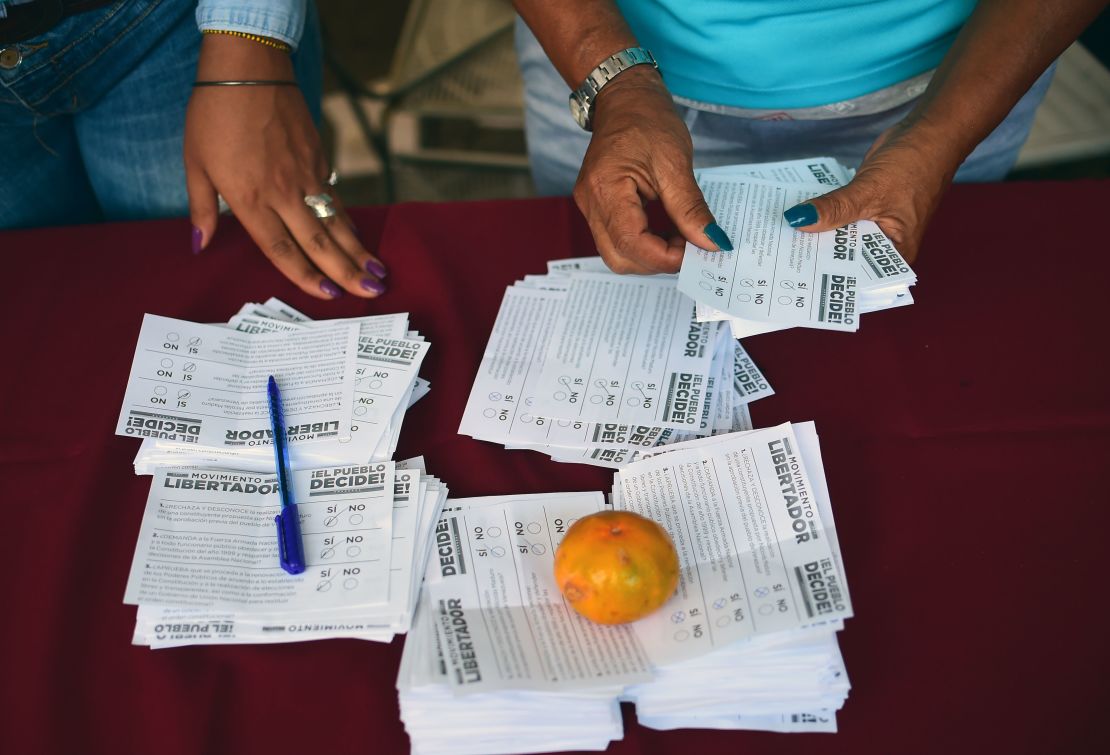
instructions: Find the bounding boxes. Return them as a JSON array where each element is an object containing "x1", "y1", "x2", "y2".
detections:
[{"x1": 569, "y1": 46, "x2": 659, "y2": 131}]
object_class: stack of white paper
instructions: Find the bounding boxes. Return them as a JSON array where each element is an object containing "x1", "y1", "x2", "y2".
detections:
[
  {"x1": 459, "y1": 262, "x2": 774, "y2": 468},
  {"x1": 125, "y1": 457, "x2": 448, "y2": 646},
  {"x1": 615, "y1": 422, "x2": 852, "y2": 731},
  {"x1": 397, "y1": 491, "x2": 640, "y2": 754},
  {"x1": 115, "y1": 300, "x2": 444, "y2": 646},
  {"x1": 397, "y1": 423, "x2": 852, "y2": 751},
  {"x1": 629, "y1": 630, "x2": 847, "y2": 733},
  {"x1": 679, "y1": 158, "x2": 916, "y2": 338},
  {"x1": 120, "y1": 297, "x2": 431, "y2": 473},
  {"x1": 398, "y1": 596, "x2": 626, "y2": 755}
]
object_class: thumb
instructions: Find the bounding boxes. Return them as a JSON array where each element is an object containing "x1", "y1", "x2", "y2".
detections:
[
  {"x1": 783, "y1": 180, "x2": 878, "y2": 233},
  {"x1": 657, "y1": 169, "x2": 733, "y2": 252},
  {"x1": 185, "y1": 163, "x2": 219, "y2": 254}
]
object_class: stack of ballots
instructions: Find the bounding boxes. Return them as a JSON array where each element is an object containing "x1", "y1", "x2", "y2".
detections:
[
  {"x1": 398, "y1": 493, "x2": 632, "y2": 755},
  {"x1": 114, "y1": 299, "x2": 446, "y2": 646},
  {"x1": 678, "y1": 158, "x2": 917, "y2": 338},
  {"x1": 397, "y1": 422, "x2": 852, "y2": 753},
  {"x1": 459, "y1": 260, "x2": 774, "y2": 468},
  {"x1": 127, "y1": 297, "x2": 430, "y2": 473},
  {"x1": 124, "y1": 458, "x2": 447, "y2": 646}
]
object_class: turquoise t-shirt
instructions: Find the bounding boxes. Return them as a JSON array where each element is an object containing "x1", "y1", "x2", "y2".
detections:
[{"x1": 616, "y1": 0, "x2": 977, "y2": 109}]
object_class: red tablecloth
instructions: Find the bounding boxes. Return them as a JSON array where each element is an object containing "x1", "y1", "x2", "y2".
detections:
[{"x1": 1, "y1": 182, "x2": 1108, "y2": 755}]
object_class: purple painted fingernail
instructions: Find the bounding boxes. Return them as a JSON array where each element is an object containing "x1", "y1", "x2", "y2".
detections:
[
  {"x1": 360, "y1": 277, "x2": 386, "y2": 295},
  {"x1": 191, "y1": 225, "x2": 203, "y2": 254},
  {"x1": 365, "y1": 259, "x2": 388, "y2": 278},
  {"x1": 320, "y1": 279, "x2": 343, "y2": 298}
]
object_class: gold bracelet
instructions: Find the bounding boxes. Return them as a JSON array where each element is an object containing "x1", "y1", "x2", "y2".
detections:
[{"x1": 201, "y1": 29, "x2": 292, "y2": 54}]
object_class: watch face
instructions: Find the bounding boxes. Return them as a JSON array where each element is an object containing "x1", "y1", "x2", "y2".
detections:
[{"x1": 569, "y1": 95, "x2": 590, "y2": 130}]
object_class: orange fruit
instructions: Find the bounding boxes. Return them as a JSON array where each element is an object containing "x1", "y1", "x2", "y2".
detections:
[{"x1": 554, "y1": 510, "x2": 680, "y2": 625}]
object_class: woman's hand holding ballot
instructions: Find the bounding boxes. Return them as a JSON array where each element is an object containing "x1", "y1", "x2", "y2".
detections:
[
  {"x1": 776, "y1": 0, "x2": 1107, "y2": 264},
  {"x1": 514, "y1": 0, "x2": 1106, "y2": 271},
  {"x1": 574, "y1": 65, "x2": 725, "y2": 275}
]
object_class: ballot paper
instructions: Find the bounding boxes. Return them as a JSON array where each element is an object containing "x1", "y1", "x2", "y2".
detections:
[
  {"x1": 127, "y1": 459, "x2": 450, "y2": 647},
  {"x1": 459, "y1": 265, "x2": 774, "y2": 468},
  {"x1": 424, "y1": 492, "x2": 654, "y2": 693},
  {"x1": 424, "y1": 420, "x2": 853, "y2": 687},
  {"x1": 231, "y1": 304, "x2": 409, "y2": 340},
  {"x1": 698, "y1": 156, "x2": 852, "y2": 187},
  {"x1": 618, "y1": 422, "x2": 851, "y2": 730},
  {"x1": 629, "y1": 628, "x2": 848, "y2": 730},
  {"x1": 398, "y1": 422, "x2": 852, "y2": 751},
  {"x1": 682, "y1": 158, "x2": 916, "y2": 335},
  {"x1": 528, "y1": 274, "x2": 721, "y2": 427},
  {"x1": 116, "y1": 314, "x2": 359, "y2": 450},
  {"x1": 124, "y1": 464, "x2": 396, "y2": 610},
  {"x1": 125, "y1": 299, "x2": 432, "y2": 473},
  {"x1": 226, "y1": 308, "x2": 426, "y2": 462},
  {"x1": 680, "y1": 177, "x2": 863, "y2": 331},
  {"x1": 118, "y1": 300, "x2": 441, "y2": 647},
  {"x1": 732, "y1": 340, "x2": 775, "y2": 403},
  {"x1": 398, "y1": 595, "x2": 626, "y2": 755},
  {"x1": 639, "y1": 710, "x2": 840, "y2": 733},
  {"x1": 615, "y1": 422, "x2": 853, "y2": 665}
]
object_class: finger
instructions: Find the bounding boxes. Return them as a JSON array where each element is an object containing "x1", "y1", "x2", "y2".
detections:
[
  {"x1": 583, "y1": 213, "x2": 657, "y2": 276},
  {"x1": 890, "y1": 239, "x2": 919, "y2": 265},
  {"x1": 874, "y1": 219, "x2": 921, "y2": 265},
  {"x1": 237, "y1": 207, "x2": 344, "y2": 300},
  {"x1": 282, "y1": 200, "x2": 384, "y2": 297},
  {"x1": 655, "y1": 166, "x2": 731, "y2": 252},
  {"x1": 665, "y1": 233, "x2": 690, "y2": 257},
  {"x1": 788, "y1": 179, "x2": 921, "y2": 265},
  {"x1": 185, "y1": 162, "x2": 219, "y2": 254},
  {"x1": 579, "y1": 176, "x2": 682, "y2": 274},
  {"x1": 329, "y1": 194, "x2": 388, "y2": 280},
  {"x1": 602, "y1": 184, "x2": 683, "y2": 273},
  {"x1": 783, "y1": 180, "x2": 878, "y2": 233}
]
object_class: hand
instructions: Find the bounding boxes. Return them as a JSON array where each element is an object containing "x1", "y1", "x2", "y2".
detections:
[
  {"x1": 573, "y1": 67, "x2": 732, "y2": 275},
  {"x1": 184, "y1": 35, "x2": 387, "y2": 299},
  {"x1": 784, "y1": 117, "x2": 960, "y2": 265}
]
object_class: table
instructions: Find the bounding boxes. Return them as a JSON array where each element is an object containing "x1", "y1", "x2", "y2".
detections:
[{"x1": 1, "y1": 181, "x2": 1108, "y2": 755}]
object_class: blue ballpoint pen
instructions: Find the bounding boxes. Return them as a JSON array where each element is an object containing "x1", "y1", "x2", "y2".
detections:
[{"x1": 268, "y1": 375, "x2": 306, "y2": 575}]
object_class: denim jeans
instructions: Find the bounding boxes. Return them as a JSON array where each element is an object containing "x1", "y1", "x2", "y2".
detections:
[
  {"x1": 514, "y1": 18, "x2": 1056, "y2": 196},
  {"x1": 0, "y1": 0, "x2": 322, "y2": 229}
]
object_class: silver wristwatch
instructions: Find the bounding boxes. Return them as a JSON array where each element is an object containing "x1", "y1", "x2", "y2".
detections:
[{"x1": 569, "y1": 46, "x2": 659, "y2": 131}]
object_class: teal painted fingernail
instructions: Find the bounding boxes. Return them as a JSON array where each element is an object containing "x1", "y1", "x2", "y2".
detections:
[
  {"x1": 703, "y1": 222, "x2": 733, "y2": 251},
  {"x1": 784, "y1": 203, "x2": 818, "y2": 228}
]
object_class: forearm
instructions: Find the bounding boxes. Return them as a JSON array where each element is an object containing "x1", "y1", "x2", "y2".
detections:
[
  {"x1": 907, "y1": 0, "x2": 1106, "y2": 163},
  {"x1": 195, "y1": 33, "x2": 295, "y2": 81},
  {"x1": 512, "y1": 0, "x2": 673, "y2": 128},
  {"x1": 511, "y1": 0, "x2": 641, "y2": 87}
]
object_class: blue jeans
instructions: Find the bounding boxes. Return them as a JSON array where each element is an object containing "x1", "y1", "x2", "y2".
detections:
[
  {"x1": 0, "y1": 0, "x2": 322, "y2": 229},
  {"x1": 515, "y1": 18, "x2": 1056, "y2": 196}
]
